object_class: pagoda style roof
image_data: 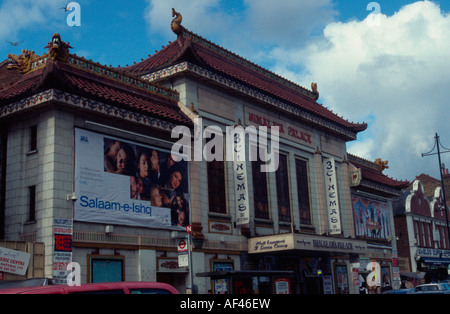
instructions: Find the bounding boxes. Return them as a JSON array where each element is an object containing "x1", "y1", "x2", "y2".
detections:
[
  {"x1": 122, "y1": 14, "x2": 367, "y2": 139},
  {"x1": 348, "y1": 153, "x2": 410, "y2": 197},
  {"x1": 0, "y1": 34, "x2": 191, "y2": 127}
]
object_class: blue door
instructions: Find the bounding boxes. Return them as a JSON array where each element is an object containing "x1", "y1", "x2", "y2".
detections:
[{"x1": 91, "y1": 258, "x2": 124, "y2": 283}]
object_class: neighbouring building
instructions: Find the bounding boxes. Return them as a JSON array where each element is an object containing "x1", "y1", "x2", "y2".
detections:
[
  {"x1": 393, "y1": 173, "x2": 450, "y2": 285},
  {"x1": 347, "y1": 154, "x2": 409, "y2": 292}
]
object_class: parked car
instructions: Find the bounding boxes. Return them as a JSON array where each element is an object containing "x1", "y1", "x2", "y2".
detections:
[
  {"x1": 382, "y1": 288, "x2": 415, "y2": 294},
  {"x1": 0, "y1": 278, "x2": 51, "y2": 289},
  {"x1": 409, "y1": 283, "x2": 450, "y2": 294},
  {"x1": 0, "y1": 281, "x2": 179, "y2": 294}
]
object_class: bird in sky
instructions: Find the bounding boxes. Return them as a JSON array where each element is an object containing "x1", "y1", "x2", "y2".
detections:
[
  {"x1": 5, "y1": 41, "x2": 23, "y2": 47},
  {"x1": 60, "y1": 3, "x2": 72, "y2": 12}
]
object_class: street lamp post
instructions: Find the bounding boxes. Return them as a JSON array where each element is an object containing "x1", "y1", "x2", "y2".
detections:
[{"x1": 422, "y1": 133, "x2": 450, "y2": 245}]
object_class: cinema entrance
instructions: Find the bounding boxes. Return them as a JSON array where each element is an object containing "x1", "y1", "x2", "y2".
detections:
[{"x1": 247, "y1": 233, "x2": 368, "y2": 294}]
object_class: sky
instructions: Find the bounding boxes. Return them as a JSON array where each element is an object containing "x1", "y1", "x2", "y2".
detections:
[{"x1": 1, "y1": 0, "x2": 450, "y2": 183}]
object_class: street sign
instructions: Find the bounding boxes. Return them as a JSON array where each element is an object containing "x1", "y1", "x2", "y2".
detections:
[
  {"x1": 186, "y1": 225, "x2": 192, "y2": 234},
  {"x1": 178, "y1": 253, "x2": 189, "y2": 267},
  {"x1": 178, "y1": 240, "x2": 188, "y2": 253}
]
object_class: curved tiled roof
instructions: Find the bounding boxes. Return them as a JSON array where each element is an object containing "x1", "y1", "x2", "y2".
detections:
[
  {"x1": 0, "y1": 45, "x2": 191, "y2": 126},
  {"x1": 123, "y1": 27, "x2": 367, "y2": 135},
  {"x1": 348, "y1": 153, "x2": 410, "y2": 189}
]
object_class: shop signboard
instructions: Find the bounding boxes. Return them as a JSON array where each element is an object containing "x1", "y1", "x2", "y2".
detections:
[
  {"x1": 52, "y1": 218, "x2": 73, "y2": 285},
  {"x1": 244, "y1": 107, "x2": 314, "y2": 148},
  {"x1": 74, "y1": 128, "x2": 190, "y2": 230},
  {"x1": 274, "y1": 278, "x2": 291, "y2": 294},
  {"x1": 248, "y1": 234, "x2": 295, "y2": 254},
  {"x1": 0, "y1": 247, "x2": 30, "y2": 276},
  {"x1": 249, "y1": 234, "x2": 368, "y2": 255}
]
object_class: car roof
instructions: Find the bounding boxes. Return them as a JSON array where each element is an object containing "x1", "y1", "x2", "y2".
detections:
[{"x1": 0, "y1": 281, "x2": 179, "y2": 294}]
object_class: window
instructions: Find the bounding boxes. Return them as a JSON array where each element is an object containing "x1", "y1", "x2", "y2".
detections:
[
  {"x1": 252, "y1": 156, "x2": 269, "y2": 220},
  {"x1": 426, "y1": 223, "x2": 433, "y2": 247},
  {"x1": 295, "y1": 159, "x2": 311, "y2": 225},
  {"x1": 206, "y1": 132, "x2": 227, "y2": 214},
  {"x1": 414, "y1": 221, "x2": 420, "y2": 246},
  {"x1": 69, "y1": 290, "x2": 125, "y2": 295},
  {"x1": 130, "y1": 289, "x2": 172, "y2": 294},
  {"x1": 207, "y1": 160, "x2": 227, "y2": 214},
  {"x1": 28, "y1": 185, "x2": 36, "y2": 222},
  {"x1": 30, "y1": 125, "x2": 37, "y2": 152},
  {"x1": 275, "y1": 154, "x2": 291, "y2": 222},
  {"x1": 441, "y1": 225, "x2": 449, "y2": 249}
]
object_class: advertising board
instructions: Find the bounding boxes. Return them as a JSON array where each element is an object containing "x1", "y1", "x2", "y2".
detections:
[{"x1": 74, "y1": 128, "x2": 189, "y2": 230}]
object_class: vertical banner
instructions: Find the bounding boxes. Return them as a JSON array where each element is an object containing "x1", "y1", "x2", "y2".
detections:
[
  {"x1": 233, "y1": 128, "x2": 250, "y2": 226},
  {"x1": 52, "y1": 218, "x2": 73, "y2": 285},
  {"x1": 323, "y1": 157, "x2": 342, "y2": 235}
]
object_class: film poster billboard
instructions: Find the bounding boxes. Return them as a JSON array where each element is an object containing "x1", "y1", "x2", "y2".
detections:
[{"x1": 74, "y1": 128, "x2": 189, "y2": 230}]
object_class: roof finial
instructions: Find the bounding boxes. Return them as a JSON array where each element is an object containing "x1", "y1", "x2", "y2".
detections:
[
  {"x1": 44, "y1": 33, "x2": 73, "y2": 62},
  {"x1": 171, "y1": 8, "x2": 183, "y2": 35},
  {"x1": 374, "y1": 158, "x2": 389, "y2": 172},
  {"x1": 311, "y1": 82, "x2": 319, "y2": 100}
]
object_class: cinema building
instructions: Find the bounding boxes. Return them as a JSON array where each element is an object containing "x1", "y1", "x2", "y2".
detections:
[
  {"x1": 120, "y1": 12, "x2": 395, "y2": 294},
  {"x1": 0, "y1": 12, "x2": 407, "y2": 294}
]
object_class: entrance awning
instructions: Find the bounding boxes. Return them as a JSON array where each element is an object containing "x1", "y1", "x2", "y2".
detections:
[
  {"x1": 400, "y1": 272, "x2": 425, "y2": 280},
  {"x1": 197, "y1": 270, "x2": 294, "y2": 279},
  {"x1": 421, "y1": 258, "x2": 450, "y2": 266}
]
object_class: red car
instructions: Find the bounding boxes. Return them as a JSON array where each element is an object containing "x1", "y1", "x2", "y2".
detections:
[{"x1": 0, "y1": 281, "x2": 179, "y2": 294}]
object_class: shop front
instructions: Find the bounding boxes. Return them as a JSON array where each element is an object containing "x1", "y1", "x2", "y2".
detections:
[
  {"x1": 415, "y1": 247, "x2": 450, "y2": 282},
  {"x1": 247, "y1": 233, "x2": 368, "y2": 294}
]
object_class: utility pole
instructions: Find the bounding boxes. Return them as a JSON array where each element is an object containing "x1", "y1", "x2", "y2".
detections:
[{"x1": 422, "y1": 133, "x2": 450, "y2": 245}]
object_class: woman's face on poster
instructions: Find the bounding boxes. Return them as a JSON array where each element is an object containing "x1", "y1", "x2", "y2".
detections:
[
  {"x1": 151, "y1": 187, "x2": 163, "y2": 207},
  {"x1": 130, "y1": 176, "x2": 137, "y2": 198},
  {"x1": 170, "y1": 171, "x2": 182, "y2": 190},
  {"x1": 136, "y1": 177, "x2": 144, "y2": 194},
  {"x1": 138, "y1": 153, "x2": 149, "y2": 178},
  {"x1": 116, "y1": 148, "x2": 128, "y2": 171},
  {"x1": 150, "y1": 150, "x2": 159, "y2": 170},
  {"x1": 176, "y1": 196, "x2": 184, "y2": 208},
  {"x1": 109, "y1": 141, "x2": 121, "y2": 157}
]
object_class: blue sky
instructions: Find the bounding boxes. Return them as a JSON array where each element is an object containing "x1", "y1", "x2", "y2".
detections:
[{"x1": 1, "y1": 0, "x2": 450, "y2": 182}]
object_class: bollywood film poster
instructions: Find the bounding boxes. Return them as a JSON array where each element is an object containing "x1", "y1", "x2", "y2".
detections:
[
  {"x1": 74, "y1": 128, "x2": 189, "y2": 230},
  {"x1": 352, "y1": 196, "x2": 391, "y2": 241}
]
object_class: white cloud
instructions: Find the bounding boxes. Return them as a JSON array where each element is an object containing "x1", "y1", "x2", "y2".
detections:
[
  {"x1": 0, "y1": 0, "x2": 63, "y2": 42},
  {"x1": 144, "y1": 0, "x2": 337, "y2": 60},
  {"x1": 243, "y1": 0, "x2": 337, "y2": 47},
  {"x1": 271, "y1": 1, "x2": 450, "y2": 180}
]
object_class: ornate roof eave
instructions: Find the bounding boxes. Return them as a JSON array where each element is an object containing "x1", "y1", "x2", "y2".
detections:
[
  {"x1": 0, "y1": 88, "x2": 182, "y2": 133},
  {"x1": 357, "y1": 179, "x2": 404, "y2": 198},
  {"x1": 0, "y1": 34, "x2": 193, "y2": 128},
  {"x1": 142, "y1": 60, "x2": 363, "y2": 140}
]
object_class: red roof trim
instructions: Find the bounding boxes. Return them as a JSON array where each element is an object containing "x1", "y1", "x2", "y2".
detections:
[
  {"x1": 123, "y1": 27, "x2": 367, "y2": 135},
  {"x1": 348, "y1": 153, "x2": 410, "y2": 189},
  {"x1": 0, "y1": 56, "x2": 191, "y2": 126}
]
